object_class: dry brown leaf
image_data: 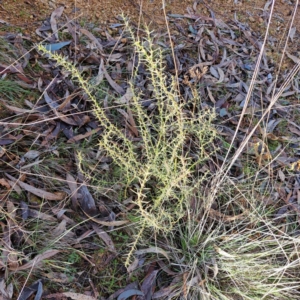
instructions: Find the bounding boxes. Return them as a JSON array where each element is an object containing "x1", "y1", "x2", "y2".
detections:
[
  {"x1": 73, "y1": 115, "x2": 90, "y2": 126},
  {"x1": 78, "y1": 185, "x2": 97, "y2": 216},
  {"x1": 278, "y1": 169, "x2": 285, "y2": 182},
  {"x1": 53, "y1": 219, "x2": 67, "y2": 237},
  {"x1": 91, "y1": 58, "x2": 104, "y2": 86},
  {"x1": 28, "y1": 209, "x2": 57, "y2": 221},
  {"x1": 0, "y1": 179, "x2": 10, "y2": 189},
  {"x1": 66, "y1": 173, "x2": 78, "y2": 208},
  {"x1": 117, "y1": 109, "x2": 138, "y2": 137},
  {"x1": 252, "y1": 137, "x2": 272, "y2": 164},
  {"x1": 115, "y1": 87, "x2": 134, "y2": 104},
  {"x1": 40, "y1": 272, "x2": 69, "y2": 283},
  {"x1": 152, "y1": 285, "x2": 177, "y2": 299},
  {"x1": 0, "y1": 146, "x2": 5, "y2": 158},
  {"x1": 286, "y1": 52, "x2": 300, "y2": 64},
  {"x1": 206, "y1": 87, "x2": 216, "y2": 104},
  {"x1": 157, "y1": 260, "x2": 177, "y2": 276},
  {"x1": 135, "y1": 247, "x2": 170, "y2": 261},
  {"x1": 80, "y1": 28, "x2": 104, "y2": 53},
  {"x1": 0, "y1": 62, "x2": 24, "y2": 74},
  {"x1": 209, "y1": 208, "x2": 248, "y2": 222},
  {"x1": 10, "y1": 249, "x2": 60, "y2": 271},
  {"x1": 0, "y1": 100, "x2": 35, "y2": 114},
  {"x1": 6, "y1": 180, "x2": 22, "y2": 194},
  {"x1": 74, "y1": 229, "x2": 95, "y2": 243},
  {"x1": 127, "y1": 257, "x2": 139, "y2": 274},
  {"x1": 55, "y1": 112, "x2": 78, "y2": 125},
  {"x1": 24, "y1": 150, "x2": 41, "y2": 160},
  {"x1": 81, "y1": 209, "x2": 129, "y2": 227},
  {"x1": 67, "y1": 128, "x2": 101, "y2": 143},
  {"x1": 50, "y1": 6, "x2": 64, "y2": 40},
  {"x1": 141, "y1": 270, "x2": 158, "y2": 299},
  {"x1": 289, "y1": 126, "x2": 300, "y2": 136},
  {"x1": 92, "y1": 225, "x2": 115, "y2": 252},
  {"x1": 44, "y1": 293, "x2": 68, "y2": 300},
  {"x1": 57, "y1": 92, "x2": 77, "y2": 111},
  {"x1": 101, "y1": 63, "x2": 124, "y2": 94},
  {"x1": 5, "y1": 173, "x2": 65, "y2": 200},
  {"x1": 0, "y1": 279, "x2": 13, "y2": 300},
  {"x1": 6, "y1": 201, "x2": 16, "y2": 217},
  {"x1": 126, "y1": 108, "x2": 139, "y2": 137},
  {"x1": 46, "y1": 292, "x2": 96, "y2": 300}
]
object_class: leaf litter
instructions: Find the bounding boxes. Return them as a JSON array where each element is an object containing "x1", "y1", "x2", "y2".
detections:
[{"x1": 0, "y1": 3, "x2": 300, "y2": 299}]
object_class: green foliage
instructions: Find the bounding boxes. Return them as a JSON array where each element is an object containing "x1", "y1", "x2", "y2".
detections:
[
  {"x1": 38, "y1": 22, "x2": 216, "y2": 267},
  {"x1": 0, "y1": 79, "x2": 31, "y2": 101}
]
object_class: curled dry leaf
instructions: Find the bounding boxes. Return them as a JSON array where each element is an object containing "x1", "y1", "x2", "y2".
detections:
[
  {"x1": 0, "y1": 178, "x2": 10, "y2": 189},
  {"x1": 116, "y1": 87, "x2": 134, "y2": 104}
]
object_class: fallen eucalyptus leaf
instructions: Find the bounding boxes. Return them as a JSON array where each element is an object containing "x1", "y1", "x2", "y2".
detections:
[
  {"x1": 117, "y1": 289, "x2": 144, "y2": 300},
  {"x1": 44, "y1": 41, "x2": 71, "y2": 52},
  {"x1": 135, "y1": 247, "x2": 169, "y2": 261},
  {"x1": 5, "y1": 173, "x2": 65, "y2": 201}
]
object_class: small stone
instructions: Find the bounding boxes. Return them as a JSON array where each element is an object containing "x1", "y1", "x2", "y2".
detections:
[
  {"x1": 249, "y1": 16, "x2": 255, "y2": 22},
  {"x1": 259, "y1": 17, "x2": 264, "y2": 23}
]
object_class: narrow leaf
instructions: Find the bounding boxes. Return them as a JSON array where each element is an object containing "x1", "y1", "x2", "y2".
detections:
[{"x1": 5, "y1": 173, "x2": 65, "y2": 200}]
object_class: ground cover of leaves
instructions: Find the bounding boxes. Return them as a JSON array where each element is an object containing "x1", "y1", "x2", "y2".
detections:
[{"x1": 0, "y1": 2, "x2": 300, "y2": 300}]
